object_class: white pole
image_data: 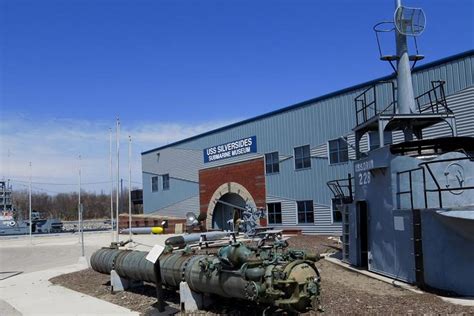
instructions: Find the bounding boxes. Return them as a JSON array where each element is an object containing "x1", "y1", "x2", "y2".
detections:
[
  {"x1": 109, "y1": 128, "x2": 114, "y2": 242},
  {"x1": 80, "y1": 204, "x2": 85, "y2": 256},
  {"x1": 116, "y1": 118, "x2": 120, "y2": 242},
  {"x1": 128, "y1": 135, "x2": 132, "y2": 243},
  {"x1": 2, "y1": 179, "x2": 6, "y2": 214},
  {"x1": 78, "y1": 155, "x2": 82, "y2": 243},
  {"x1": 28, "y1": 162, "x2": 32, "y2": 243}
]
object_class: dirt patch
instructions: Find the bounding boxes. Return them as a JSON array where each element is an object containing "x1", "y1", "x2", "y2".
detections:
[
  {"x1": 50, "y1": 235, "x2": 474, "y2": 315},
  {"x1": 310, "y1": 260, "x2": 474, "y2": 315}
]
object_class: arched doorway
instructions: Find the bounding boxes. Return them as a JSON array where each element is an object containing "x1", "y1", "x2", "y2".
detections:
[
  {"x1": 205, "y1": 182, "x2": 257, "y2": 230},
  {"x1": 212, "y1": 193, "x2": 246, "y2": 231}
]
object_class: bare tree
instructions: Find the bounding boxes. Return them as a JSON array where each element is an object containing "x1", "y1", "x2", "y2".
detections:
[{"x1": 11, "y1": 187, "x2": 142, "y2": 220}]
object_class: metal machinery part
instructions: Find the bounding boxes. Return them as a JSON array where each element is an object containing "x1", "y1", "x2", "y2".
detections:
[
  {"x1": 165, "y1": 231, "x2": 229, "y2": 248},
  {"x1": 91, "y1": 241, "x2": 321, "y2": 312}
]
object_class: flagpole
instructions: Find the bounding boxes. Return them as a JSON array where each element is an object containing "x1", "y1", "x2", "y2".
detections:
[
  {"x1": 109, "y1": 128, "x2": 114, "y2": 242},
  {"x1": 78, "y1": 155, "x2": 82, "y2": 243},
  {"x1": 128, "y1": 135, "x2": 132, "y2": 244},
  {"x1": 116, "y1": 118, "x2": 120, "y2": 242},
  {"x1": 28, "y1": 162, "x2": 32, "y2": 243}
]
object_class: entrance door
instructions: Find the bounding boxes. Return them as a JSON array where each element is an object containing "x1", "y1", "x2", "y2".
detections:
[
  {"x1": 212, "y1": 193, "x2": 246, "y2": 231},
  {"x1": 357, "y1": 201, "x2": 369, "y2": 268}
]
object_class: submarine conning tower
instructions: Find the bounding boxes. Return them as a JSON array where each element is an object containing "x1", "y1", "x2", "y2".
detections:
[
  {"x1": 353, "y1": 0, "x2": 457, "y2": 158},
  {"x1": 328, "y1": 0, "x2": 474, "y2": 296}
]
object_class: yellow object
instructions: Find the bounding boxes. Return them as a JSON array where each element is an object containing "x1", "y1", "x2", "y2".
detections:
[{"x1": 151, "y1": 226, "x2": 164, "y2": 234}]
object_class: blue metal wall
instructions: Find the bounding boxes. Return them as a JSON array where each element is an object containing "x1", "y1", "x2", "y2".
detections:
[{"x1": 142, "y1": 51, "x2": 474, "y2": 234}]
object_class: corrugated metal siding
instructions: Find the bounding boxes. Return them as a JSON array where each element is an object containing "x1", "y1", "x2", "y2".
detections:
[
  {"x1": 142, "y1": 173, "x2": 199, "y2": 214},
  {"x1": 391, "y1": 86, "x2": 474, "y2": 143},
  {"x1": 311, "y1": 144, "x2": 327, "y2": 158},
  {"x1": 266, "y1": 195, "x2": 342, "y2": 235},
  {"x1": 313, "y1": 203, "x2": 342, "y2": 235},
  {"x1": 266, "y1": 195, "x2": 297, "y2": 226},
  {"x1": 142, "y1": 148, "x2": 202, "y2": 182},
  {"x1": 148, "y1": 195, "x2": 200, "y2": 218},
  {"x1": 142, "y1": 53, "x2": 473, "y2": 234},
  {"x1": 278, "y1": 154, "x2": 292, "y2": 163},
  {"x1": 423, "y1": 86, "x2": 474, "y2": 138},
  {"x1": 312, "y1": 133, "x2": 370, "y2": 160}
]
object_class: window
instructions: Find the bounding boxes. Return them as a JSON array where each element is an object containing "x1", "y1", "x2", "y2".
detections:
[
  {"x1": 267, "y1": 203, "x2": 282, "y2": 224},
  {"x1": 332, "y1": 198, "x2": 343, "y2": 223},
  {"x1": 156, "y1": 153, "x2": 160, "y2": 163},
  {"x1": 328, "y1": 139, "x2": 349, "y2": 164},
  {"x1": 151, "y1": 176, "x2": 158, "y2": 192},
  {"x1": 297, "y1": 200, "x2": 314, "y2": 224},
  {"x1": 265, "y1": 152, "x2": 280, "y2": 174},
  {"x1": 162, "y1": 174, "x2": 170, "y2": 190},
  {"x1": 294, "y1": 145, "x2": 311, "y2": 170},
  {"x1": 369, "y1": 131, "x2": 392, "y2": 151}
]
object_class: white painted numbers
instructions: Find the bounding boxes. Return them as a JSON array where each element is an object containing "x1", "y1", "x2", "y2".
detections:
[
  {"x1": 358, "y1": 171, "x2": 371, "y2": 186},
  {"x1": 355, "y1": 159, "x2": 373, "y2": 186}
]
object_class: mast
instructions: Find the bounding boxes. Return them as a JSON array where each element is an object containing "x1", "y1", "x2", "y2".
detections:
[{"x1": 395, "y1": 0, "x2": 417, "y2": 139}]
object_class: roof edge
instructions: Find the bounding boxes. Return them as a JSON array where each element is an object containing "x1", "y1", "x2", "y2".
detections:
[{"x1": 142, "y1": 49, "x2": 474, "y2": 155}]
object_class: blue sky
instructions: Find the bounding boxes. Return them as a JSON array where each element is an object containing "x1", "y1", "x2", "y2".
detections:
[{"x1": 1, "y1": 0, "x2": 473, "y2": 193}]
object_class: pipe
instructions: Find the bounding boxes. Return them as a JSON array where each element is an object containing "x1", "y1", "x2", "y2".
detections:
[
  {"x1": 165, "y1": 231, "x2": 229, "y2": 248},
  {"x1": 91, "y1": 243, "x2": 321, "y2": 312},
  {"x1": 90, "y1": 248, "x2": 249, "y2": 298}
]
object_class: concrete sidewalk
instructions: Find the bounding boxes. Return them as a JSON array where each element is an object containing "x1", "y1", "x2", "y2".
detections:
[
  {"x1": 0, "y1": 261, "x2": 138, "y2": 316},
  {"x1": 0, "y1": 231, "x2": 174, "y2": 315}
]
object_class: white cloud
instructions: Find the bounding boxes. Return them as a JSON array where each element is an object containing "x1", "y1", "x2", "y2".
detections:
[{"x1": 0, "y1": 115, "x2": 238, "y2": 194}]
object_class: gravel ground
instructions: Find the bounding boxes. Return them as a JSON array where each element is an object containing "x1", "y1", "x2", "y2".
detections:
[{"x1": 50, "y1": 235, "x2": 474, "y2": 315}]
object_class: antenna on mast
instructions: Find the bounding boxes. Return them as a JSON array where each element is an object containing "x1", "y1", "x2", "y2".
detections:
[
  {"x1": 352, "y1": 0, "x2": 456, "y2": 157},
  {"x1": 371, "y1": 0, "x2": 428, "y2": 141},
  {"x1": 393, "y1": 1, "x2": 425, "y2": 116}
]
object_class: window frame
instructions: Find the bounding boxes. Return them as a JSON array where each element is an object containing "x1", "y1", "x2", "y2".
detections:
[
  {"x1": 267, "y1": 202, "x2": 282, "y2": 224},
  {"x1": 151, "y1": 176, "x2": 159, "y2": 192},
  {"x1": 328, "y1": 138, "x2": 349, "y2": 165},
  {"x1": 297, "y1": 200, "x2": 314, "y2": 224},
  {"x1": 162, "y1": 174, "x2": 170, "y2": 190},
  {"x1": 294, "y1": 145, "x2": 311, "y2": 170},
  {"x1": 368, "y1": 131, "x2": 393, "y2": 151},
  {"x1": 331, "y1": 198, "x2": 343, "y2": 223},
  {"x1": 265, "y1": 152, "x2": 280, "y2": 175}
]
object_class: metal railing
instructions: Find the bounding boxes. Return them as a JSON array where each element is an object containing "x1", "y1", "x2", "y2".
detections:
[
  {"x1": 355, "y1": 80, "x2": 453, "y2": 127},
  {"x1": 415, "y1": 81, "x2": 452, "y2": 114},
  {"x1": 355, "y1": 81, "x2": 396, "y2": 126},
  {"x1": 396, "y1": 155, "x2": 474, "y2": 210},
  {"x1": 420, "y1": 156, "x2": 474, "y2": 209},
  {"x1": 327, "y1": 174, "x2": 354, "y2": 204},
  {"x1": 396, "y1": 167, "x2": 427, "y2": 210}
]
